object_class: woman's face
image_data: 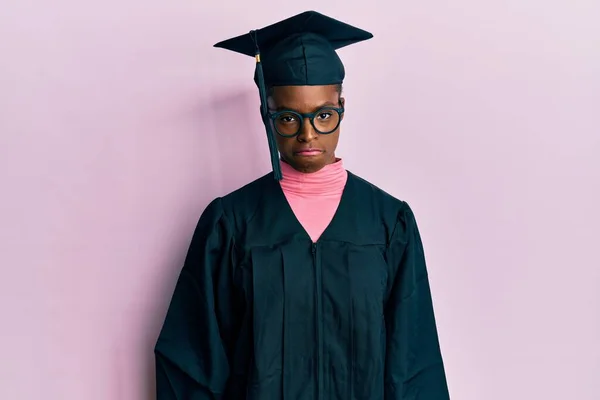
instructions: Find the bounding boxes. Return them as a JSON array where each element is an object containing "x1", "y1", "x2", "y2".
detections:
[{"x1": 268, "y1": 85, "x2": 344, "y2": 173}]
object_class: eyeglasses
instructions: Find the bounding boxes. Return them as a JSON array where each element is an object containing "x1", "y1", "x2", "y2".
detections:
[{"x1": 267, "y1": 106, "x2": 345, "y2": 138}]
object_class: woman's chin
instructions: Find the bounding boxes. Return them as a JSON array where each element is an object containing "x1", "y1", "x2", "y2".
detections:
[{"x1": 286, "y1": 159, "x2": 325, "y2": 173}]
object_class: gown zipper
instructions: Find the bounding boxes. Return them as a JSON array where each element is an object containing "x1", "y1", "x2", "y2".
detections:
[{"x1": 312, "y1": 242, "x2": 324, "y2": 399}]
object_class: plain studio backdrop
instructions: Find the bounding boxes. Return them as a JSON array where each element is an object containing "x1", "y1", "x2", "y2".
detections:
[{"x1": 1, "y1": 1, "x2": 599, "y2": 399}]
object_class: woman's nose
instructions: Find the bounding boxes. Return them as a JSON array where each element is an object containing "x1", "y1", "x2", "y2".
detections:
[{"x1": 296, "y1": 118, "x2": 317, "y2": 142}]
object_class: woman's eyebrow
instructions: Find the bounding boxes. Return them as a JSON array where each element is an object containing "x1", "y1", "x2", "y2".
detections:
[{"x1": 274, "y1": 101, "x2": 338, "y2": 112}]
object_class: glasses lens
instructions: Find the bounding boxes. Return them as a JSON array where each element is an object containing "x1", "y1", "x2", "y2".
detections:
[
  {"x1": 313, "y1": 108, "x2": 341, "y2": 134},
  {"x1": 274, "y1": 112, "x2": 301, "y2": 136}
]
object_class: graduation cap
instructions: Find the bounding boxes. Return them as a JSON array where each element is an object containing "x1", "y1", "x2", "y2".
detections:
[{"x1": 214, "y1": 11, "x2": 373, "y2": 180}]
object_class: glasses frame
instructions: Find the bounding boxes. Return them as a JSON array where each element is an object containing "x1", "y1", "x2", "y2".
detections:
[{"x1": 267, "y1": 105, "x2": 345, "y2": 138}]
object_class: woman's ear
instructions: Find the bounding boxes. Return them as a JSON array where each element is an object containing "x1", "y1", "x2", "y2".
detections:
[
  {"x1": 340, "y1": 97, "x2": 345, "y2": 120},
  {"x1": 267, "y1": 95, "x2": 277, "y2": 111}
]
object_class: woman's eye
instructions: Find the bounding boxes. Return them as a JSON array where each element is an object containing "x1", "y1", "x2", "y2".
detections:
[
  {"x1": 278, "y1": 115, "x2": 297, "y2": 123},
  {"x1": 317, "y1": 112, "x2": 332, "y2": 120}
]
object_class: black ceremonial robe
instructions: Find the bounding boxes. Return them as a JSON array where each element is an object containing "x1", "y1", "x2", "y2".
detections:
[{"x1": 154, "y1": 171, "x2": 449, "y2": 400}]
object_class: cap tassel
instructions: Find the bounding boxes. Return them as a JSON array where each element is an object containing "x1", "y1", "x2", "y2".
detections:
[{"x1": 251, "y1": 30, "x2": 282, "y2": 181}]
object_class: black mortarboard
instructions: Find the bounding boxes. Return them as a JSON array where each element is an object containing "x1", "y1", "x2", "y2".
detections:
[{"x1": 214, "y1": 11, "x2": 373, "y2": 180}]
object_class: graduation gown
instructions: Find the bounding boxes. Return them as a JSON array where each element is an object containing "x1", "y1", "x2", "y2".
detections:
[{"x1": 154, "y1": 171, "x2": 449, "y2": 399}]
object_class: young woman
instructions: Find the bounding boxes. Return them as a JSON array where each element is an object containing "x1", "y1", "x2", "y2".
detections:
[{"x1": 155, "y1": 11, "x2": 450, "y2": 400}]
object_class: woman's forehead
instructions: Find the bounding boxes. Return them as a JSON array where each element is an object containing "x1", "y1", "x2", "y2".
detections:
[{"x1": 270, "y1": 85, "x2": 340, "y2": 109}]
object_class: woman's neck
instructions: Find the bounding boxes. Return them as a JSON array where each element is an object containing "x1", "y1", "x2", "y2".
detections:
[
  {"x1": 279, "y1": 159, "x2": 347, "y2": 196},
  {"x1": 279, "y1": 159, "x2": 348, "y2": 242}
]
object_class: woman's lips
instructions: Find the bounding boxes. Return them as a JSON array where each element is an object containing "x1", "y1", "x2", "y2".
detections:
[{"x1": 295, "y1": 149, "x2": 323, "y2": 156}]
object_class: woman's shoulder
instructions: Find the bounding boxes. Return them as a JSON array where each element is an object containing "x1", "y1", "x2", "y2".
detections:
[
  {"x1": 215, "y1": 172, "x2": 274, "y2": 221},
  {"x1": 347, "y1": 172, "x2": 421, "y2": 243},
  {"x1": 348, "y1": 171, "x2": 408, "y2": 213},
  {"x1": 223, "y1": 172, "x2": 272, "y2": 200}
]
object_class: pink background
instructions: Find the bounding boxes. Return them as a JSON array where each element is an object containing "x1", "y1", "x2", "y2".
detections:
[{"x1": 1, "y1": 1, "x2": 599, "y2": 399}]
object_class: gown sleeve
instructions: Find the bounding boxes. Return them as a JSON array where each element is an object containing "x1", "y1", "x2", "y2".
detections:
[
  {"x1": 154, "y1": 198, "x2": 239, "y2": 399},
  {"x1": 384, "y1": 202, "x2": 450, "y2": 399}
]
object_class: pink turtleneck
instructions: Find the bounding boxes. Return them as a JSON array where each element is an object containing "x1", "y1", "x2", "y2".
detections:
[{"x1": 279, "y1": 159, "x2": 348, "y2": 242}]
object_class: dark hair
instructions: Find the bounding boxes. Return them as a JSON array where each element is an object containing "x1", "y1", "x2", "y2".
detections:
[{"x1": 266, "y1": 83, "x2": 343, "y2": 98}]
